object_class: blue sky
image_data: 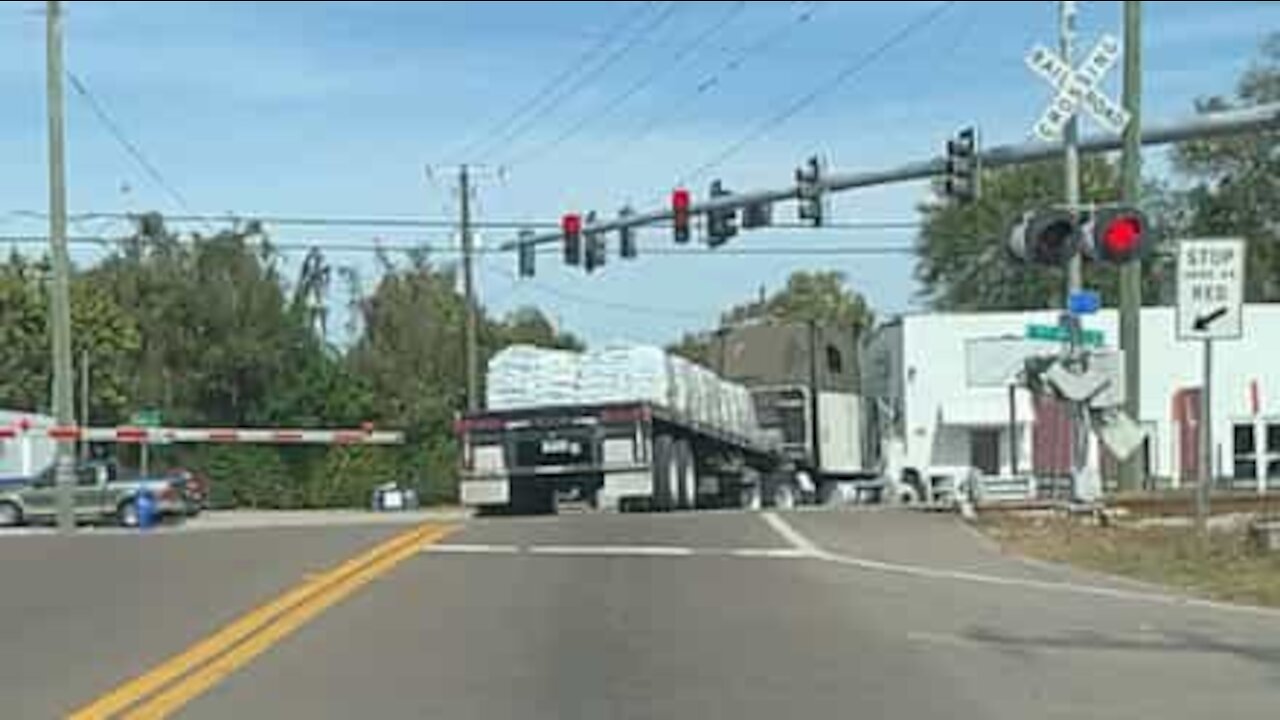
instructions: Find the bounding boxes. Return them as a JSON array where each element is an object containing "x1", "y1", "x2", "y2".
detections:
[{"x1": 2, "y1": 0, "x2": 1276, "y2": 346}]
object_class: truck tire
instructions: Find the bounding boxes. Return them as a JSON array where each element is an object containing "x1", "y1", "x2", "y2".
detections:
[
  {"x1": 0, "y1": 501, "x2": 22, "y2": 527},
  {"x1": 675, "y1": 439, "x2": 696, "y2": 510},
  {"x1": 653, "y1": 434, "x2": 676, "y2": 512},
  {"x1": 769, "y1": 482, "x2": 797, "y2": 510}
]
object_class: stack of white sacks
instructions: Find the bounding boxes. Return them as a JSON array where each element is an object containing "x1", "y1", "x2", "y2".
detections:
[
  {"x1": 485, "y1": 346, "x2": 581, "y2": 410},
  {"x1": 485, "y1": 343, "x2": 760, "y2": 439}
]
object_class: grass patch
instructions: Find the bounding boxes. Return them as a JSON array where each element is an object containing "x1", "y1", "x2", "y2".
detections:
[{"x1": 979, "y1": 514, "x2": 1280, "y2": 608}]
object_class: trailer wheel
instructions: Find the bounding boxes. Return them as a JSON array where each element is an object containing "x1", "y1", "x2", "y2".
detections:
[
  {"x1": 653, "y1": 434, "x2": 676, "y2": 512},
  {"x1": 769, "y1": 482, "x2": 797, "y2": 510},
  {"x1": 675, "y1": 440, "x2": 696, "y2": 510}
]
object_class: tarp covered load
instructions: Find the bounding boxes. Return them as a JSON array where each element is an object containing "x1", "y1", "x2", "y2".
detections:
[{"x1": 485, "y1": 344, "x2": 759, "y2": 438}]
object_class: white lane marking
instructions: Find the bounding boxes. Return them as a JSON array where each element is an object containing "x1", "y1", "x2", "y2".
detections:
[
  {"x1": 819, "y1": 547, "x2": 1280, "y2": 620},
  {"x1": 729, "y1": 548, "x2": 812, "y2": 559},
  {"x1": 760, "y1": 509, "x2": 1280, "y2": 618},
  {"x1": 527, "y1": 545, "x2": 695, "y2": 557},
  {"x1": 759, "y1": 511, "x2": 822, "y2": 556},
  {"x1": 423, "y1": 543, "x2": 520, "y2": 554}
]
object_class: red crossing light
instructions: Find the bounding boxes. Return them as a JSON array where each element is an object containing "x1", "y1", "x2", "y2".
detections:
[{"x1": 1085, "y1": 206, "x2": 1149, "y2": 264}]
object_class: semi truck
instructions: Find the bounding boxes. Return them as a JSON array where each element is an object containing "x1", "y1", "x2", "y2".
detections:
[{"x1": 456, "y1": 321, "x2": 888, "y2": 515}]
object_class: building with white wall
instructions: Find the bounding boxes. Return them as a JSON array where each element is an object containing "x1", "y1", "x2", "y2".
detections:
[
  {"x1": 863, "y1": 305, "x2": 1280, "y2": 494},
  {"x1": 0, "y1": 410, "x2": 57, "y2": 480}
]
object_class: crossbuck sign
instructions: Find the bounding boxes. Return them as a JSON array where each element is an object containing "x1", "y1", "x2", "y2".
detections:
[{"x1": 1026, "y1": 34, "x2": 1131, "y2": 141}]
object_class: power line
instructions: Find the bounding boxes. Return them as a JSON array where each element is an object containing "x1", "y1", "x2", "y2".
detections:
[
  {"x1": 64, "y1": 70, "x2": 206, "y2": 228},
  {"x1": 618, "y1": 1, "x2": 825, "y2": 153},
  {"x1": 0, "y1": 234, "x2": 921, "y2": 257},
  {"x1": 484, "y1": 263, "x2": 706, "y2": 321},
  {"x1": 9, "y1": 210, "x2": 921, "y2": 232},
  {"x1": 678, "y1": 0, "x2": 957, "y2": 186},
  {"x1": 444, "y1": 2, "x2": 656, "y2": 163},
  {"x1": 487, "y1": 1, "x2": 683, "y2": 165},
  {"x1": 507, "y1": 1, "x2": 748, "y2": 168}
]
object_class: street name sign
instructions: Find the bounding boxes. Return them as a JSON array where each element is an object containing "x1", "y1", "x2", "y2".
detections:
[{"x1": 1177, "y1": 238, "x2": 1245, "y2": 341}]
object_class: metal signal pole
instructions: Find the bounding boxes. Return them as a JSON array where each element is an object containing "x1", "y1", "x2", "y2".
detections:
[
  {"x1": 1118, "y1": 0, "x2": 1145, "y2": 492},
  {"x1": 459, "y1": 164, "x2": 479, "y2": 412}
]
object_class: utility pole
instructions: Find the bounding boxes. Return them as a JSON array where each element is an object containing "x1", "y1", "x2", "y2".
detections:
[
  {"x1": 46, "y1": 0, "x2": 76, "y2": 533},
  {"x1": 459, "y1": 164, "x2": 479, "y2": 413},
  {"x1": 1118, "y1": 0, "x2": 1144, "y2": 492}
]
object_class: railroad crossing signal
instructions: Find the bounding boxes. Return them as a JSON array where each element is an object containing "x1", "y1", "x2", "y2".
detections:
[
  {"x1": 671, "y1": 188, "x2": 691, "y2": 244},
  {"x1": 706, "y1": 179, "x2": 737, "y2": 247},
  {"x1": 1008, "y1": 205, "x2": 1149, "y2": 266},
  {"x1": 1026, "y1": 33, "x2": 1130, "y2": 141},
  {"x1": 943, "y1": 126, "x2": 980, "y2": 203},
  {"x1": 795, "y1": 156, "x2": 823, "y2": 227},
  {"x1": 1082, "y1": 206, "x2": 1150, "y2": 264}
]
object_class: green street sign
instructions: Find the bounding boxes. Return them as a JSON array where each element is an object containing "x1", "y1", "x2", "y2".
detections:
[
  {"x1": 1025, "y1": 324, "x2": 1104, "y2": 347},
  {"x1": 129, "y1": 409, "x2": 162, "y2": 427}
]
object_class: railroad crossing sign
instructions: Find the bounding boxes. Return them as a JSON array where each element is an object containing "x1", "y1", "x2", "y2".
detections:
[
  {"x1": 1177, "y1": 238, "x2": 1245, "y2": 340},
  {"x1": 1025, "y1": 34, "x2": 1130, "y2": 141}
]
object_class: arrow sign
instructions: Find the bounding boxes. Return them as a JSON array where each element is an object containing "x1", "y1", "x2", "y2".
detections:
[{"x1": 1192, "y1": 306, "x2": 1228, "y2": 332}]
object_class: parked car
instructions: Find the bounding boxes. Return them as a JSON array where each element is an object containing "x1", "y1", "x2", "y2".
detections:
[
  {"x1": 167, "y1": 467, "x2": 210, "y2": 516},
  {"x1": 0, "y1": 459, "x2": 186, "y2": 528}
]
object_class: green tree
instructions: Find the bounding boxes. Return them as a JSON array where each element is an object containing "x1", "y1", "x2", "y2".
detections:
[
  {"x1": 0, "y1": 252, "x2": 140, "y2": 421},
  {"x1": 1173, "y1": 33, "x2": 1280, "y2": 301},
  {"x1": 490, "y1": 306, "x2": 583, "y2": 352}
]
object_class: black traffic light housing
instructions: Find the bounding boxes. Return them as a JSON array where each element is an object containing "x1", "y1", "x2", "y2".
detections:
[
  {"x1": 943, "y1": 126, "x2": 981, "y2": 204},
  {"x1": 1008, "y1": 205, "x2": 1152, "y2": 267},
  {"x1": 561, "y1": 213, "x2": 582, "y2": 266},
  {"x1": 706, "y1": 179, "x2": 738, "y2": 247},
  {"x1": 618, "y1": 206, "x2": 637, "y2": 259},
  {"x1": 795, "y1": 155, "x2": 823, "y2": 227},
  {"x1": 517, "y1": 229, "x2": 536, "y2": 278}
]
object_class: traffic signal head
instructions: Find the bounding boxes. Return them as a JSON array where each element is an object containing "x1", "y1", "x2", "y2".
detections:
[
  {"x1": 671, "y1": 188, "x2": 691, "y2": 244},
  {"x1": 618, "y1": 206, "x2": 637, "y2": 259},
  {"x1": 943, "y1": 126, "x2": 980, "y2": 204},
  {"x1": 561, "y1": 213, "x2": 582, "y2": 265},
  {"x1": 1083, "y1": 206, "x2": 1149, "y2": 264},
  {"x1": 706, "y1": 179, "x2": 737, "y2": 248},
  {"x1": 584, "y1": 232, "x2": 606, "y2": 273},
  {"x1": 517, "y1": 230, "x2": 536, "y2": 278},
  {"x1": 1007, "y1": 208, "x2": 1078, "y2": 266},
  {"x1": 795, "y1": 156, "x2": 823, "y2": 227}
]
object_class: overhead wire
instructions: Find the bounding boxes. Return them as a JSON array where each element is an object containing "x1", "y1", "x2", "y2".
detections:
[
  {"x1": 443, "y1": 1, "x2": 657, "y2": 163},
  {"x1": 617, "y1": 1, "x2": 825, "y2": 153},
  {"x1": 506, "y1": 0, "x2": 748, "y2": 168},
  {"x1": 487, "y1": 1, "x2": 683, "y2": 165},
  {"x1": 677, "y1": 0, "x2": 958, "y2": 186},
  {"x1": 64, "y1": 70, "x2": 210, "y2": 231}
]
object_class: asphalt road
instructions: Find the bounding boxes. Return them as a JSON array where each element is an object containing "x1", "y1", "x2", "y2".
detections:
[{"x1": 7, "y1": 509, "x2": 1280, "y2": 718}]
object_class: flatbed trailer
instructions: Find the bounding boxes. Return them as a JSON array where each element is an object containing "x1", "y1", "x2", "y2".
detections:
[{"x1": 456, "y1": 401, "x2": 797, "y2": 514}]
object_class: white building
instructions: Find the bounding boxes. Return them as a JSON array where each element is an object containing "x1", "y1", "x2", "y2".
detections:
[
  {"x1": 863, "y1": 305, "x2": 1280, "y2": 495},
  {"x1": 0, "y1": 410, "x2": 57, "y2": 480}
]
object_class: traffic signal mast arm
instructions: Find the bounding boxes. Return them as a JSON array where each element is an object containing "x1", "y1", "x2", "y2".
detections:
[{"x1": 500, "y1": 102, "x2": 1280, "y2": 252}]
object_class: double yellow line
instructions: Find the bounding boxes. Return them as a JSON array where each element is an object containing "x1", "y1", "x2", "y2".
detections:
[{"x1": 70, "y1": 522, "x2": 455, "y2": 719}]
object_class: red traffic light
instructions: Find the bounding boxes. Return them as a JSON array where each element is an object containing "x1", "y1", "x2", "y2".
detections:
[
  {"x1": 561, "y1": 213, "x2": 582, "y2": 237},
  {"x1": 671, "y1": 188, "x2": 690, "y2": 212},
  {"x1": 1085, "y1": 206, "x2": 1149, "y2": 264},
  {"x1": 671, "y1": 188, "x2": 691, "y2": 244},
  {"x1": 561, "y1": 213, "x2": 582, "y2": 265}
]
